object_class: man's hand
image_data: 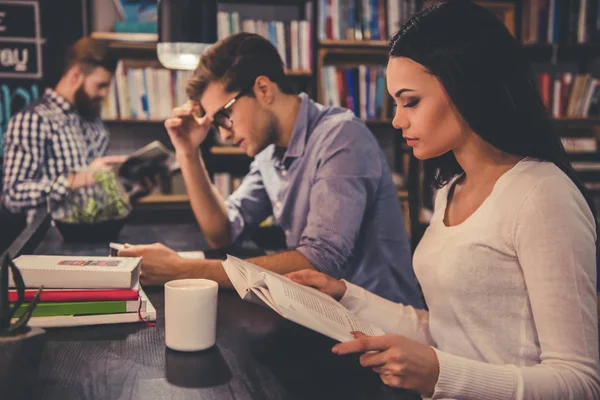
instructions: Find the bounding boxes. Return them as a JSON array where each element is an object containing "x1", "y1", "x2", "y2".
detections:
[
  {"x1": 118, "y1": 243, "x2": 188, "y2": 286},
  {"x1": 165, "y1": 102, "x2": 213, "y2": 157},
  {"x1": 89, "y1": 155, "x2": 127, "y2": 170}
]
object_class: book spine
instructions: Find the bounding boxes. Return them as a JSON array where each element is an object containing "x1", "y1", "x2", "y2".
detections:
[
  {"x1": 9, "y1": 289, "x2": 139, "y2": 303},
  {"x1": 13, "y1": 300, "x2": 144, "y2": 318}
]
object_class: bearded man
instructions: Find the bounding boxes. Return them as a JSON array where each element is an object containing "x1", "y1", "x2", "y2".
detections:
[{"x1": 2, "y1": 37, "x2": 126, "y2": 217}]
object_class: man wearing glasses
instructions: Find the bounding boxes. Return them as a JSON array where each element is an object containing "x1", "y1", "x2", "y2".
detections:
[{"x1": 120, "y1": 33, "x2": 423, "y2": 306}]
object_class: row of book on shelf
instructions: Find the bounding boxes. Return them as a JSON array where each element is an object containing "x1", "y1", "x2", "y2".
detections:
[
  {"x1": 321, "y1": 64, "x2": 390, "y2": 120},
  {"x1": 318, "y1": 0, "x2": 418, "y2": 41},
  {"x1": 535, "y1": 69, "x2": 600, "y2": 118},
  {"x1": 217, "y1": 12, "x2": 312, "y2": 73},
  {"x1": 521, "y1": 0, "x2": 600, "y2": 44},
  {"x1": 101, "y1": 61, "x2": 193, "y2": 121}
]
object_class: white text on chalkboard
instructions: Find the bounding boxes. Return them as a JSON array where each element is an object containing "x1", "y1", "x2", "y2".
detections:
[{"x1": 0, "y1": 48, "x2": 27, "y2": 72}]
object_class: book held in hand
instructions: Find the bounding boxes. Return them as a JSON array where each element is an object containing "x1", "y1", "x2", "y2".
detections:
[
  {"x1": 221, "y1": 255, "x2": 384, "y2": 342},
  {"x1": 10, "y1": 255, "x2": 141, "y2": 289},
  {"x1": 118, "y1": 140, "x2": 179, "y2": 182}
]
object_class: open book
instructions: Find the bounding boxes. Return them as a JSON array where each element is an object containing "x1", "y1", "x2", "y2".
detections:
[
  {"x1": 222, "y1": 255, "x2": 384, "y2": 342},
  {"x1": 118, "y1": 140, "x2": 179, "y2": 182}
]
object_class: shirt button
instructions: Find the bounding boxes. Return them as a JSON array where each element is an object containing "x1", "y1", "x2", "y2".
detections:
[
  {"x1": 285, "y1": 230, "x2": 290, "y2": 236},
  {"x1": 281, "y1": 170, "x2": 287, "y2": 177},
  {"x1": 276, "y1": 201, "x2": 282, "y2": 209}
]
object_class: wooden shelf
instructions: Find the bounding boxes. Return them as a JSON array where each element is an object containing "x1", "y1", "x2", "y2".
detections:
[
  {"x1": 92, "y1": 32, "x2": 158, "y2": 42},
  {"x1": 91, "y1": 32, "x2": 158, "y2": 50},
  {"x1": 137, "y1": 194, "x2": 189, "y2": 204},
  {"x1": 210, "y1": 146, "x2": 247, "y2": 155},
  {"x1": 285, "y1": 69, "x2": 313, "y2": 76},
  {"x1": 320, "y1": 39, "x2": 388, "y2": 49},
  {"x1": 553, "y1": 117, "x2": 600, "y2": 123}
]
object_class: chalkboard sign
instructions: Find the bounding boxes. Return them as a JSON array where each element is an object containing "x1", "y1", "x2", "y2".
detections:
[
  {"x1": 0, "y1": 0, "x2": 43, "y2": 79},
  {"x1": 0, "y1": 0, "x2": 84, "y2": 159}
]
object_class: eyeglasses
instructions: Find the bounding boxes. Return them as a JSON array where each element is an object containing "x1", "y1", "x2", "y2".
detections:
[{"x1": 211, "y1": 84, "x2": 254, "y2": 131}]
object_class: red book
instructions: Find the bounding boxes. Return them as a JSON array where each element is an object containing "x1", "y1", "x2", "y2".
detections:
[{"x1": 9, "y1": 289, "x2": 139, "y2": 303}]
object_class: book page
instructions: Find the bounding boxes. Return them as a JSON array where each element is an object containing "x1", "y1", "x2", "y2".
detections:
[
  {"x1": 221, "y1": 256, "x2": 384, "y2": 341},
  {"x1": 221, "y1": 257, "x2": 252, "y2": 300},
  {"x1": 222, "y1": 256, "x2": 278, "y2": 307},
  {"x1": 264, "y1": 272, "x2": 384, "y2": 342}
]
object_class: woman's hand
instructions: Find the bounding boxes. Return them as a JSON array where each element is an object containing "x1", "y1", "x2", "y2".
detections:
[
  {"x1": 286, "y1": 269, "x2": 347, "y2": 300},
  {"x1": 333, "y1": 332, "x2": 440, "y2": 396}
]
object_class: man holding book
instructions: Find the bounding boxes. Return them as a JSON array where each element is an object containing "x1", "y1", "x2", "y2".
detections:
[
  {"x1": 119, "y1": 33, "x2": 423, "y2": 306},
  {"x1": 2, "y1": 37, "x2": 126, "y2": 217}
]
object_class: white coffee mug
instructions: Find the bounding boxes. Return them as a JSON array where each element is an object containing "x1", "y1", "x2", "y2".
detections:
[{"x1": 164, "y1": 279, "x2": 218, "y2": 352}]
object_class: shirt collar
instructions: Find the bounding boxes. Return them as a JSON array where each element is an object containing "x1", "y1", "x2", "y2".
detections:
[
  {"x1": 44, "y1": 88, "x2": 75, "y2": 114},
  {"x1": 272, "y1": 93, "x2": 311, "y2": 163}
]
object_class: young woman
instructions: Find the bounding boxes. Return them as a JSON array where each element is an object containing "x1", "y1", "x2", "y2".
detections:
[{"x1": 288, "y1": 1, "x2": 600, "y2": 398}]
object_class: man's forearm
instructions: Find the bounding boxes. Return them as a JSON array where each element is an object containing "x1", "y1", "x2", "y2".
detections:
[
  {"x1": 179, "y1": 250, "x2": 316, "y2": 289},
  {"x1": 177, "y1": 152, "x2": 232, "y2": 248}
]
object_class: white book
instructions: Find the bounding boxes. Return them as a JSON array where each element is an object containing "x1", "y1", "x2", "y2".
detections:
[
  {"x1": 106, "y1": 78, "x2": 119, "y2": 119},
  {"x1": 217, "y1": 11, "x2": 230, "y2": 40},
  {"x1": 157, "y1": 69, "x2": 173, "y2": 119},
  {"x1": 145, "y1": 67, "x2": 159, "y2": 120},
  {"x1": 115, "y1": 60, "x2": 130, "y2": 119},
  {"x1": 133, "y1": 69, "x2": 148, "y2": 120},
  {"x1": 275, "y1": 22, "x2": 287, "y2": 69},
  {"x1": 242, "y1": 19, "x2": 256, "y2": 34},
  {"x1": 222, "y1": 255, "x2": 384, "y2": 342},
  {"x1": 300, "y1": 20, "x2": 311, "y2": 71},
  {"x1": 359, "y1": 65, "x2": 367, "y2": 119},
  {"x1": 291, "y1": 21, "x2": 299, "y2": 71},
  {"x1": 232, "y1": 12, "x2": 241, "y2": 34},
  {"x1": 561, "y1": 137, "x2": 597, "y2": 153},
  {"x1": 10, "y1": 255, "x2": 141, "y2": 289},
  {"x1": 23, "y1": 289, "x2": 156, "y2": 328}
]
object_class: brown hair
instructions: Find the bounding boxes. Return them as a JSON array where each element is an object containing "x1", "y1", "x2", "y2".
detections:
[
  {"x1": 63, "y1": 37, "x2": 118, "y2": 75},
  {"x1": 186, "y1": 33, "x2": 294, "y2": 102}
]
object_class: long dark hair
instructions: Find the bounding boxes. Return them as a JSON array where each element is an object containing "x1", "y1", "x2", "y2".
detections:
[{"x1": 390, "y1": 0, "x2": 599, "y2": 285}]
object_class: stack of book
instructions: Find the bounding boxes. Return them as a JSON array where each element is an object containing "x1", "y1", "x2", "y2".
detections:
[{"x1": 9, "y1": 255, "x2": 156, "y2": 328}]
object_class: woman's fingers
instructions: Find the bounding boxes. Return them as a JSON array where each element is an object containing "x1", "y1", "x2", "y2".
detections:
[{"x1": 287, "y1": 269, "x2": 329, "y2": 288}]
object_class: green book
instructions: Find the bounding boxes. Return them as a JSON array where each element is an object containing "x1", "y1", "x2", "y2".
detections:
[{"x1": 13, "y1": 300, "x2": 143, "y2": 318}]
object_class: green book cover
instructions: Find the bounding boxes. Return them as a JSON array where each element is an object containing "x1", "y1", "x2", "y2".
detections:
[{"x1": 13, "y1": 300, "x2": 138, "y2": 317}]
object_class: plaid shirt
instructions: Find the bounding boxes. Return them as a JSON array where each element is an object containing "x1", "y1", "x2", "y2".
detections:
[{"x1": 2, "y1": 88, "x2": 109, "y2": 213}]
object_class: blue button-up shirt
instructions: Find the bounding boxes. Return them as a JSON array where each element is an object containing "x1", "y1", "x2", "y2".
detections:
[{"x1": 226, "y1": 93, "x2": 423, "y2": 307}]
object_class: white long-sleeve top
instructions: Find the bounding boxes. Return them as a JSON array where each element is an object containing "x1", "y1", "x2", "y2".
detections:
[{"x1": 340, "y1": 158, "x2": 600, "y2": 399}]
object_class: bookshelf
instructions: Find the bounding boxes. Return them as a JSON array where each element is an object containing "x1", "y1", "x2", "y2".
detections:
[
  {"x1": 517, "y1": 0, "x2": 600, "y2": 209},
  {"x1": 87, "y1": 0, "x2": 438, "y2": 230}
]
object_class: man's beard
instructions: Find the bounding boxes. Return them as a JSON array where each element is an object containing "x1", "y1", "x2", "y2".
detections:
[{"x1": 74, "y1": 85, "x2": 102, "y2": 119}]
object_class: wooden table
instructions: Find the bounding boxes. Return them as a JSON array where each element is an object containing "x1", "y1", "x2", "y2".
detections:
[{"x1": 6, "y1": 221, "x2": 420, "y2": 400}]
